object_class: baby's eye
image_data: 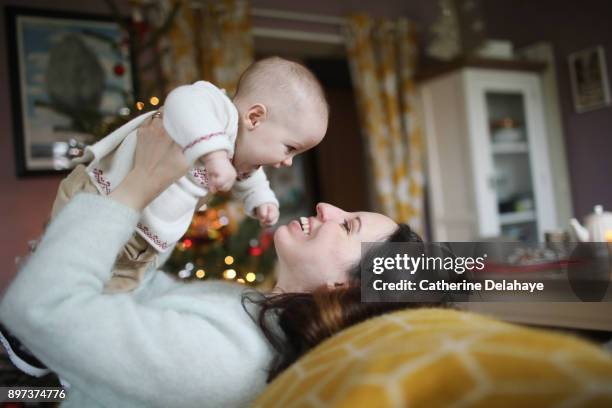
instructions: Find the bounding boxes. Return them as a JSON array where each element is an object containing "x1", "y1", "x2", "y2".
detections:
[{"x1": 285, "y1": 145, "x2": 296, "y2": 154}]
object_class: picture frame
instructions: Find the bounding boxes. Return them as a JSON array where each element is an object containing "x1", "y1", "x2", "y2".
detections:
[
  {"x1": 568, "y1": 46, "x2": 611, "y2": 113},
  {"x1": 5, "y1": 7, "x2": 135, "y2": 176}
]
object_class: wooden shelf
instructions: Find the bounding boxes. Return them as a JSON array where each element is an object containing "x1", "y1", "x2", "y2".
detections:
[
  {"x1": 492, "y1": 141, "x2": 529, "y2": 154},
  {"x1": 416, "y1": 57, "x2": 547, "y2": 82}
]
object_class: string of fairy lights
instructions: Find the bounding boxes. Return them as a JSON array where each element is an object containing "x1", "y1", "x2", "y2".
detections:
[
  {"x1": 175, "y1": 255, "x2": 260, "y2": 284},
  {"x1": 135, "y1": 96, "x2": 161, "y2": 111}
]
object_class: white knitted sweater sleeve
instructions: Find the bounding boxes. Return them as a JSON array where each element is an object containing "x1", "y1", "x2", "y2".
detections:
[
  {"x1": 232, "y1": 167, "x2": 279, "y2": 217},
  {"x1": 0, "y1": 194, "x2": 273, "y2": 408},
  {"x1": 163, "y1": 81, "x2": 234, "y2": 165}
]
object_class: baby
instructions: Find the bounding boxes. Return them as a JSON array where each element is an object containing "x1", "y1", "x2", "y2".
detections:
[{"x1": 51, "y1": 56, "x2": 329, "y2": 293}]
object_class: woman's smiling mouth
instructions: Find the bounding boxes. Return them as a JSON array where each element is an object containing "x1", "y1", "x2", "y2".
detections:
[{"x1": 299, "y1": 216, "x2": 310, "y2": 236}]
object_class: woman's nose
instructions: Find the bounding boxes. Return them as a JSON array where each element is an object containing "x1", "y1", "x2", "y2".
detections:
[{"x1": 316, "y1": 202, "x2": 342, "y2": 221}]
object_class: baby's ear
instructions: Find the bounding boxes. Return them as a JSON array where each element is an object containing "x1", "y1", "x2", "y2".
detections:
[{"x1": 246, "y1": 104, "x2": 267, "y2": 129}]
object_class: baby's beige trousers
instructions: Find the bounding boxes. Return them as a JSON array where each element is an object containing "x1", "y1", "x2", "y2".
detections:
[{"x1": 51, "y1": 165, "x2": 158, "y2": 293}]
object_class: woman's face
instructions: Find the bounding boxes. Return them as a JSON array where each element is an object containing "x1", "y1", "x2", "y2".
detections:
[{"x1": 273, "y1": 203, "x2": 398, "y2": 293}]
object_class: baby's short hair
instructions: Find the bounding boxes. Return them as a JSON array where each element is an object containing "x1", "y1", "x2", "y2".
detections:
[{"x1": 234, "y1": 57, "x2": 328, "y2": 121}]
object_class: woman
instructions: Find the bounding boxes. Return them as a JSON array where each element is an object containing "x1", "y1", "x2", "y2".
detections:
[{"x1": 0, "y1": 116, "x2": 429, "y2": 407}]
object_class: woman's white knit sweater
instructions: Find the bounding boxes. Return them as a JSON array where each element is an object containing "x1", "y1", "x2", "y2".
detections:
[{"x1": 0, "y1": 193, "x2": 275, "y2": 408}]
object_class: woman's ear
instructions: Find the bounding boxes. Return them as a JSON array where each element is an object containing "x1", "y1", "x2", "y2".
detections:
[{"x1": 245, "y1": 104, "x2": 267, "y2": 130}]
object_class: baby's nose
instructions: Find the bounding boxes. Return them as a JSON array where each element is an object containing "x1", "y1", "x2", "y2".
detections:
[{"x1": 281, "y1": 157, "x2": 293, "y2": 167}]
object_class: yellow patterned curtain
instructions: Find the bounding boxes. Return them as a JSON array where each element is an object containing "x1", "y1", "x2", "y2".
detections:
[
  {"x1": 155, "y1": 0, "x2": 253, "y2": 95},
  {"x1": 156, "y1": 0, "x2": 199, "y2": 92},
  {"x1": 199, "y1": 0, "x2": 253, "y2": 95},
  {"x1": 345, "y1": 15, "x2": 425, "y2": 233}
]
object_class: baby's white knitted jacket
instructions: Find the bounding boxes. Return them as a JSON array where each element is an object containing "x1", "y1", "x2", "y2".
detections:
[{"x1": 80, "y1": 81, "x2": 278, "y2": 252}]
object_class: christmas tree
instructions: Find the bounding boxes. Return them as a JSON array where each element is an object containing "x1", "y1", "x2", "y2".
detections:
[
  {"x1": 164, "y1": 194, "x2": 277, "y2": 286},
  {"x1": 163, "y1": 156, "x2": 313, "y2": 287}
]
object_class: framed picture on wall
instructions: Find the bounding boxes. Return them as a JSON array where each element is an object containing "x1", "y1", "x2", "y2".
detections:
[
  {"x1": 568, "y1": 46, "x2": 611, "y2": 113},
  {"x1": 5, "y1": 7, "x2": 135, "y2": 176}
]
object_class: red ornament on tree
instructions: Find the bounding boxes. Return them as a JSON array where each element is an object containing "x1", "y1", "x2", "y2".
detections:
[
  {"x1": 113, "y1": 63, "x2": 125, "y2": 76},
  {"x1": 259, "y1": 230, "x2": 273, "y2": 251},
  {"x1": 249, "y1": 246, "x2": 262, "y2": 257}
]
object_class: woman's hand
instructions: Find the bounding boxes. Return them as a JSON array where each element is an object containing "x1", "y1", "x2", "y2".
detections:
[{"x1": 109, "y1": 112, "x2": 190, "y2": 211}]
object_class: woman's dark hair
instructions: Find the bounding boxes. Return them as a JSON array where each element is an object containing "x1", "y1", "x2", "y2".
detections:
[{"x1": 244, "y1": 223, "x2": 448, "y2": 382}]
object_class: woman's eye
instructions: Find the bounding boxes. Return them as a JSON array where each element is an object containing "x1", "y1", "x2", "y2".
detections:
[{"x1": 341, "y1": 219, "x2": 351, "y2": 234}]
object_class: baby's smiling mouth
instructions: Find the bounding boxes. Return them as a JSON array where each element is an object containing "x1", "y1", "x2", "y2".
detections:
[{"x1": 237, "y1": 165, "x2": 261, "y2": 181}]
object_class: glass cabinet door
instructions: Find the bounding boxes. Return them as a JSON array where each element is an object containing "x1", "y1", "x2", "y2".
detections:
[{"x1": 485, "y1": 92, "x2": 538, "y2": 242}]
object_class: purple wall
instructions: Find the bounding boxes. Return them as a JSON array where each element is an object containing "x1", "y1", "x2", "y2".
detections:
[{"x1": 483, "y1": 0, "x2": 612, "y2": 219}]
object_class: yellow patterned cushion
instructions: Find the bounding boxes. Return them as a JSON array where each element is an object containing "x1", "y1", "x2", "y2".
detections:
[{"x1": 254, "y1": 308, "x2": 612, "y2": 407}]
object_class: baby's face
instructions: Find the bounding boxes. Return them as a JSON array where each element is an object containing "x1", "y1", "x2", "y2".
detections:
[{"x1": 234, "y1": 112, "x2": 327, "y2": 176}]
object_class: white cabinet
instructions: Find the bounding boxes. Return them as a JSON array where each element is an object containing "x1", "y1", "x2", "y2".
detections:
[{"x1": 420, "y1": 67, "x2": 562, "y2": 242}]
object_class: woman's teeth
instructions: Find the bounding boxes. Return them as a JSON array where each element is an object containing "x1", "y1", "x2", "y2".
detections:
[{"x1": 299, "y1": 217, "x2": 310, "y2": 236}]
